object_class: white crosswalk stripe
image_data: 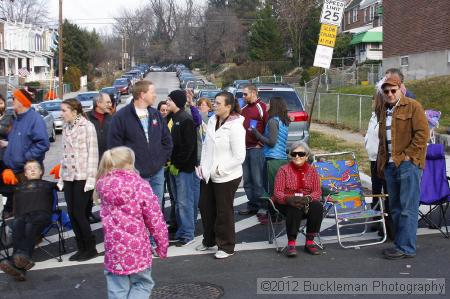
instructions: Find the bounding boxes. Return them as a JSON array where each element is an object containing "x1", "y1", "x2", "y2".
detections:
[{"x1": 2, "y1": 192, "x2": 447, "y2": 272}]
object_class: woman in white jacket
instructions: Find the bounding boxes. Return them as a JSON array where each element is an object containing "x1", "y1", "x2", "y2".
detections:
[{"x1": 197, "y1": 91, "x2": 246, "y2": 259}]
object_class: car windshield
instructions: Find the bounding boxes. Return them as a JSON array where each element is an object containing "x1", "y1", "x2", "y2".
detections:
[
  {"x1": 199, "y1": 90, "x2": 220, "y2": 98},
  {"x1": 40, "y1": 101, "x2": 62, "y2": 111},
  {"x1": 101, "y1": 88, "x2": 115, "y2": 93},
  {"x1": 257, "y1": 90, "x2": 303, "y2": 111},
  {"x1": 114, "y1": 79, "x2": 127, "y2": 85},
  {"x1": 77, "y1": 93, "x2": 98, "y2": 101}
]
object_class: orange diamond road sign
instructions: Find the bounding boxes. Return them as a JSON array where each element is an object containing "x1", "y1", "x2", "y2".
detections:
[{"x1": 318, "y1": 24, "x2": 338, "y2": 48}]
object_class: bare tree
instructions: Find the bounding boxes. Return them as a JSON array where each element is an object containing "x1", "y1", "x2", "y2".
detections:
[
  {"x1": 0, "y1": 0, "x2": 50, "y2": 25},
  {"x1": 274, "y1": 0, "x2": 318, "y2": 66}
]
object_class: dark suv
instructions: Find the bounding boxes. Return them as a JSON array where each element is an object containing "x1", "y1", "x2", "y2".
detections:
[{"x1": 254, "y1": 83, "x2": 309, "y2": 145}]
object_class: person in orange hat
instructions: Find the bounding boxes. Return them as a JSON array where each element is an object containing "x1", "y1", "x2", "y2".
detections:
[{"x1": 1, "y1": 89, "x2": 49, "y2": 192}]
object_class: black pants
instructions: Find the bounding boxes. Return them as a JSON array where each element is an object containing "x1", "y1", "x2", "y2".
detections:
[
  {"x1": 164, "y1": 168, "x2": 176, "y2": 227},
  {"x1": 12, "y1": 211, "x2": 51, "y2": 257},
  {"x1": 199, "y1": 177, "x2": 241, "y2": 254},
  {"x1": 370, "y1": 161, "x2": 394, "y2": 239},
  {"x1": 276, "y1": 201, "x2": 323, "y2": 241},
  {"x1": 64, "y1": 180, "x2": 93, "y2": 245}
]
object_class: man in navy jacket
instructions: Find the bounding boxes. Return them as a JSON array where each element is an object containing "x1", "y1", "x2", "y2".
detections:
[{"x1": 108, "y1": 81, "x2": 173, "y2": 206}]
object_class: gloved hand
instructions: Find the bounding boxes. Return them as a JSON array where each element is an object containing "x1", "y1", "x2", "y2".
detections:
[
  {"x1": 169, "y1": 164, "x2": 179, "y2": 176},
  {"x1": 84, "y1": 177, "x2": 96, "y2": 192},
  {"x1": 2, "y1": 169, "x2": 18, "y2": 185},
  {"x1": 49, "y1": 164, "x2": 61, "y2": 179}
]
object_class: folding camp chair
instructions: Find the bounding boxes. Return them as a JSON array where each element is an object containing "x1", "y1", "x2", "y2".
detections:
[
  {"x1": 261, "y1": 159, "x2": 326, "y2": 252},
  {"x1": 39, "y1": 190, "x2": 70, "y2": 262},
  {"x1": 419, "y1": 143, "x2": 450, "y2": 238},
  {"x1": 313, "y1": 152, "x2": 387, "y2": 249}
]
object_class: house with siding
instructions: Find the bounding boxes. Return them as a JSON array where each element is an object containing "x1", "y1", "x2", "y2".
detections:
[{"x1": 382, "y1": 0, "x2": 450, "y2": 80}]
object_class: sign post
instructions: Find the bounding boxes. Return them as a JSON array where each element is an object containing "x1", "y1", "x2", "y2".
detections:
[{"x1": 309, "y1": 0, "x2": 346, "y2": 129}]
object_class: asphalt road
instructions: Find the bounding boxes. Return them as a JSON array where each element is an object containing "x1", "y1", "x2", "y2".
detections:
[{"x1": 2, "y1": 72, "x2": 450, "y2": 299}]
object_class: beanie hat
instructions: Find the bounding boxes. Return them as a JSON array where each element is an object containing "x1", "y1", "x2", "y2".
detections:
[
  {"x1": 168, "y1": 90, "x2": 186, "y2": 109},
  {"x1": 13, "y1": 89, "x2": 32, "y2": 108}
]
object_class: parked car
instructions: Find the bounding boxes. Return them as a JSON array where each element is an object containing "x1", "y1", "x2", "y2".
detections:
[
  {"x1": 254, "y1": 83, "x2": 309, "y2": 144},
  {"x1": 113, "y1": 78, "x2": 131, "y2": 95},
  {"x1": 39, "y1": 99, "x2": 63, "y2": 132},
  {"x1": 33, "y1": 105, "x2": 56, "y2": 142},
  {"x1": 76, "y1": 92, "x2": 99, "y2": 112},
  {"x1": 197, "y1": 89, "x2": 222, "y2": 102},
  {"x1": 101, "y1": 86, "x2": 121, "y2": 106}
]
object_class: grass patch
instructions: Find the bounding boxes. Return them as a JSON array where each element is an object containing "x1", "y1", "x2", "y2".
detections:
[
  {"x1": 334, "y1": 75, "x2": 450, "y2": 131},
  {"x1": 309, "y1": 130, "x2": 370, "y2": 175}
]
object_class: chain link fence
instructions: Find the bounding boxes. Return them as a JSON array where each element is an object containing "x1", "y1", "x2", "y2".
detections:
[{"x1": 296, "y1": 88, "x2": 373, "y2": 132}]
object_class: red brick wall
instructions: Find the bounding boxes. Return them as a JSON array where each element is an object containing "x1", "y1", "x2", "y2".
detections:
[{"x1": 384, "y1": 0, "x2": 450, "y2": 58}]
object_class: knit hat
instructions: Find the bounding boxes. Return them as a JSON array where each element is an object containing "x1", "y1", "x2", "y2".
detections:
[
  {"x1": 168, "y1": 90, "x2": 186, "y2": 109},
  {"x1": 13, "y1": 89, "x2": 32, "y2": 108}
]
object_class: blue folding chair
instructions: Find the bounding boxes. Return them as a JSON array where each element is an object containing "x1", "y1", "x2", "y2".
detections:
[{"x1": 40, "y1": 190, "x2": 71, "y2": 262}]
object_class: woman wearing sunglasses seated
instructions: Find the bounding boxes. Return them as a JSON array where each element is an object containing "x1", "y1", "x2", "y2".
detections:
[{"x1": 272, "y1": 141, "x2": 323, "y2": 257}]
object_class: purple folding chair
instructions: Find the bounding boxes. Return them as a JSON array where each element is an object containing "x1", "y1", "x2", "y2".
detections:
[{"x1": 419, "y1": 143, "x2": 450, "y2": 238}]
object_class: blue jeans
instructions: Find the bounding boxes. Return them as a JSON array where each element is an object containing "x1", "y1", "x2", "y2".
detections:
[
  {"x1": 144, "y1": 167, "x2": 165, "y2": 208},
  {"x1": 242, "y1": 148, "x2": 265, "y2": 211},
  {"x1": 384, "y1": 161, "x2": 421, "y2": 255},
  {"x1": 170, "y1": 171, "x2": 195, "y2": 242},
  {"x1": 105, "y1": 268, "x2": 154, "y2": 299}
]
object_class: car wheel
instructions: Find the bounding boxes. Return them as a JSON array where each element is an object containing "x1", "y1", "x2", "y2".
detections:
[{"x1": 49, "y1": 127, "x2": 56, "y2": 143}]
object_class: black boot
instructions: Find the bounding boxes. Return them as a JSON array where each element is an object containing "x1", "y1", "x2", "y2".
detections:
[
  {"x1": 69, "y1": 237, "x2": 85, "y2": 261},
  {"x1": 77, "y1": 236, "x2": 98, "y2": 262}
]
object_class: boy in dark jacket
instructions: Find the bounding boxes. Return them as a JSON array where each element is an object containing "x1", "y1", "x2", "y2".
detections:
[
  {"x1": 0, "y1": 160, "x2": 55, "y2": 281},
  {"x1": 166, "y1": 90, "x2": 197, "y2": 247}
]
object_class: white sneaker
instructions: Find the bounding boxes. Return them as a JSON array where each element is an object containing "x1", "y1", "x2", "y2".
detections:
[
  {"x1": 195, "y1": 244, "x2": 213, "y2": 251},
  {"x1": 214, "y1": 250, "x2": 234, "y2": 259}
]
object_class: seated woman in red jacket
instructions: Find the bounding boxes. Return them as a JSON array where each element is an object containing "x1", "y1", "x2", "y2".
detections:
[{"x1": 273, "y1": 141, "x2": 323, "y2": 257}]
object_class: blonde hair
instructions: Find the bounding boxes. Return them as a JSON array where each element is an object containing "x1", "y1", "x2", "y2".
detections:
[{"x1": 94, "y1": 146, "x2": 137, "y2": 204}]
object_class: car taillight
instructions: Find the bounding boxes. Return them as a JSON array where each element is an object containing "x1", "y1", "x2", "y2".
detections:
[{"x1": 288, "y1": 111, "x2": 308, "y2": 122}]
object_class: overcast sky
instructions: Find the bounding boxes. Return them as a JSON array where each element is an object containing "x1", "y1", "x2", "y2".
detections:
[{"x1": 48, "y1": 0, "x2": 147, "y2": 33}]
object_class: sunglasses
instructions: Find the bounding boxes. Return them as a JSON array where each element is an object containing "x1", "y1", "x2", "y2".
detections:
[
  {"x1": 291, "y1": 151, "x2": 307, "y2": 158},
  {"x1": 383, "y1": 89, "x2": 398, "y2": 95}
]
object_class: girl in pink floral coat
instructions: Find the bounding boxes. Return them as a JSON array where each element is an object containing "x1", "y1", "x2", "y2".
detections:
[{"x1": 95, "y1": 146, "x2": 168, "y2": 299}]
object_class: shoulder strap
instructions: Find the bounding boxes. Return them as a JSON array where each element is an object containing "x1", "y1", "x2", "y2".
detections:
[{"x1": 255, "y1": 102, "x2": 264, "y2": 121}]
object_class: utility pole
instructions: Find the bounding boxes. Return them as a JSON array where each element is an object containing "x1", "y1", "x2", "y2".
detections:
[
  {"x1": 58, "y1": 0, "x2": 63, "y2": 99},
  {"x1": 121, "y1": 35, "x2": 124, "y2": 70}
]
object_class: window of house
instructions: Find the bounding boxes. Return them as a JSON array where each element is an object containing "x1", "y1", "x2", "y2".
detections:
[
  {"x1": 348, "y1": 11, "x2": 351, "y2": 24},
  {"x1": 400, "y1": 56, "x2": 409, "y2": 66},
  {"x1": 352, "y1": 8, "x2": 358, "y2": 22},
  {"x1": 369, "y1": 5, "x2": 375, "y2": 20},
  {"x1": 364, "y1": 9, "x2": 367, "y2": 23},
  {"x1": 371, "y1": 43, "x2": 380, "y2": 49}
]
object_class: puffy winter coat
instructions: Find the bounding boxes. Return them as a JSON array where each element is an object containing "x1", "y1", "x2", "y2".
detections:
[{"x1": 96, "y1": 169, "x2": 168, "y2": 275}]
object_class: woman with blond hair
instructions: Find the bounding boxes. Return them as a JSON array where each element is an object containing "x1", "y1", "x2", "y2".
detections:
[{"x1": 95, "y1": 146, "x2": 168, "y2": 298}]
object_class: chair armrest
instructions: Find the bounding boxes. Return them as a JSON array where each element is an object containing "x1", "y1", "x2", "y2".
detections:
[{"x1": 362, "y1": 193, "x2": 389, "y2": 199}]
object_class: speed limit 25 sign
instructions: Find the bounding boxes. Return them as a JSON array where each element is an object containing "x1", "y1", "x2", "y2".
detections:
[{"x1": 320, "y1": 0, "x2": 346, "y2": 27}]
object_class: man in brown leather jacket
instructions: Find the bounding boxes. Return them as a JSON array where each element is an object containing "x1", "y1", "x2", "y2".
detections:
[{"x1": 377, "y1": 75, "x2": 429, "y2": 260}]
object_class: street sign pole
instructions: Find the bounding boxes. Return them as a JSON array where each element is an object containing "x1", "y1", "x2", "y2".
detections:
[{"x1": 309, "y1": 0, "x2": 345, "y2": 128}]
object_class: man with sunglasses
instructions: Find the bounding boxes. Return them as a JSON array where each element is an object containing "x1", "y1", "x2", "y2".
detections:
[
  {"x1": 239, "y1": 84, "x2": 268, "y2": 215},
  {"x1": 376, "y1": 75, "x2": 429, "y2": 260}
]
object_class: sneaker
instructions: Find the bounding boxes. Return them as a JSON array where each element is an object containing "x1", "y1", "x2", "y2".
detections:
[
  {"x1": 286, "y1": 245, "x2": 297, "y2": 257},
  {"x1": 169, "y1": 233, "x2": 178, "y2": 242},
  {"x1": 382, "y1": 247, "x2": 415, "y2": 260},
  {"x1": 214, "y1": 250, "x2": 234, "y2": 259},
  {"x1": 0, "y1": 259, "x2": 26, "y2": 281},
  {"x1": 195, "y1": 243, "x2": 214, "y2": 251},
  {"x1": 238, "y1": 208, "x2": 258, "y2": 216},
  {"x1": 304, "y1": 244, "x2": 321, "y2": 255},
  {"x1": 13, "y1": 253, "x2": 35, "y2": 270},
  {"x1": 175, "y1": 239, "x2": 194, "y2": 247}
]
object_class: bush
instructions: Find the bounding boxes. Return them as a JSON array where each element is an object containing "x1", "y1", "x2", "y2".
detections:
[
  {"x1": 87, "y1": 81, "x2": 96, "y2": 91},
  {"x1": 220, "y1": 61, "x2": 293, "y2": 86},
  {"x1": 63, "y1": 66, "x2": 82, "y2": 91}
]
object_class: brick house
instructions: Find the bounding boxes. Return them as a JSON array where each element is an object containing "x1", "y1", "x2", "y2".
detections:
[
  {"x1": 383, "y1": 0, "x2": 450, "y2": 80},
  {"x1": 342, "y1": 0, "x2": 383, "y2": 63}
]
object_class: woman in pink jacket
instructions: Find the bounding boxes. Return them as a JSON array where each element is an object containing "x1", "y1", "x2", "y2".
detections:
[{"x1": 95, "y1": 146, "x2": 168, "y2": 299}]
